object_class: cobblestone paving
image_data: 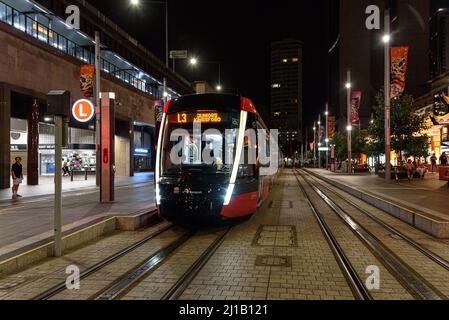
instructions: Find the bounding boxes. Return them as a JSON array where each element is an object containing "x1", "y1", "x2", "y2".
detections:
[
  {"x1": 304, "y1": 172, "x2": 449, "y2": 298},
  {"x1": 0, "y1": 221, "x2": 173, "y2": 300},
  {"x1": 297, "y1": 173, "x2": 413, "y2": 300},
  {"x1": 179, "y1": 172, "x2": 356, "y2": 300}
]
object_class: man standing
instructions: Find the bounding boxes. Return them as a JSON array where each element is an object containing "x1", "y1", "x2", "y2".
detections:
[
  {"x1": 11, "y1": 157, "x2": 24, "y2": 200},
  {"x1": 431, "y1": 153, "x2": 438, "y2": 173}
]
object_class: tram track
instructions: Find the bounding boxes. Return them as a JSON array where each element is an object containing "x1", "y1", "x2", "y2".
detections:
[
  {"x1": 295, "y1": 170, "x2": 447, "y2": 300},
  {"x1": 301, "y1": 170, "x2": 449, "y2": 272},
  {"x1": 94, "y1": 226, "x2": 232, "y2": 300},
  {"x1": 33, "y1": 216, "x2": 174, "y2": 300},
  {"x1": 293, "y1": 171, "x2": 373, "y2": 300}
]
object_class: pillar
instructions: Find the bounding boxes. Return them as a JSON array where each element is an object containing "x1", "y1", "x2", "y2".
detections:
[
  {"x1": 129, "y1": 120, "x2": 135, "y2": 177},
  {"x1": 27, "y1": 98, "x2": 39, "y2": 186},
  {"x1": 0, "y1": 84, "x2": 11, "y2": 189}
]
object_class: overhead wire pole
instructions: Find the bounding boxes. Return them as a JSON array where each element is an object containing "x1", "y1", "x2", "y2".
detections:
[
  {"x1": 346, "y1": 70, "x2": 352, "y2": 174},
  {"x1": 313, "y1": 122, "x2": 317, "y2": 168},
  {"x1": 163, "y1": 1, "x2": 169, "y2": 102},
  {"x1": 384, "y1": 9, "x2": 392, "y2": 183},
  {"x1": 325, "y1": 103, "x2": 329, "y2": 170},
  {"x1": 318, "y1": 114, "x2": 321, "y2": 168}
]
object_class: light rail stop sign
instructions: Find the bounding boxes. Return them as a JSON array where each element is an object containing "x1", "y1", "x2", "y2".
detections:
[{"x1": 72, "y1": 99, "x2": 95, "y2": 122}]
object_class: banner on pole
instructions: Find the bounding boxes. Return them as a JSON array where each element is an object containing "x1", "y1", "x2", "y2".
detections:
[
  {"x1": 328, "y1": 116, "x2": 336, "y2": 138},
  {"x1": 80, "y1": 65, "x2": 95, "y2": 98},
  {"x1": 350, "y1": 91, "x2": 362, "y2": 123},
  {"x1": 391, "y1": 47, "x2": 409, "y2": 98}
]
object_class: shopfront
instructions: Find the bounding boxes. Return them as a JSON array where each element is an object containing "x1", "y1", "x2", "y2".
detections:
[{"x1": 10, "y1": 118, "x2": 96, "y2": 177}]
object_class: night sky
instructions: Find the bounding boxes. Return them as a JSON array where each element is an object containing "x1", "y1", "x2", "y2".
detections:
[{"x1": 87, "y1": 0, "x2": 329, "y2": 128}]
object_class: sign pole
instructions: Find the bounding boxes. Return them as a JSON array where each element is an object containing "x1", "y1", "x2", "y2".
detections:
[
  {"x1": 54, "y1": 115, "x2": 63, "y2": 257},
  {"x1": 318, "y1": 114, "x2": 321, "y2": 169}
]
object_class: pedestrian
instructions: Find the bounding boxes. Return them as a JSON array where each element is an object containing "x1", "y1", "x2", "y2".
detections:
[
  {"x1": 405, "y1": 159, "x2": 414, "y2": 181},
  {"x1": 431, "y1": 153, "x2": 438, "y2": 173},
  {"x1": 11, "y1": 157, "x2": 24, "y2": 200},
  {"x1": 440, "y1": 152, "x2": 448, "y2": 166}
]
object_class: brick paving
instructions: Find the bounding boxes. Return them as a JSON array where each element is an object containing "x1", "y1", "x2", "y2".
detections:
[{"x1": 179, "y1": 172, "x2": 357, "y2": 300}]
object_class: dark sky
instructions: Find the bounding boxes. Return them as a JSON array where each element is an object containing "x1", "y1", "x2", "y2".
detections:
[{"x1": 87, "y1": 0, "x2": 329, "y2": 127}]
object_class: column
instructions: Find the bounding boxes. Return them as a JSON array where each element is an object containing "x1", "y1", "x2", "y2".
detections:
[
  {"x1": 27, "y1": 98, "x2": 39, "y2": 186},
  {"x1": 129, "y1": 120, "x2": 135, "y2": 177},
  {"x1": 0, "y1": 84, "x2": 11, "y2": 189}
]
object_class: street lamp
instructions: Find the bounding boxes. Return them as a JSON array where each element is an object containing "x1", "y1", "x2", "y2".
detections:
[
  {"x1": 130, "y1": 0, "x2": 169, "y2": 101},
  {"x1": 189, "y1": 57, "x2": 198, "y2": 66},
  {"x1": 384, "y1": 9, "x2": 392, "y2": 183},
  {"x1": 346, "y1": 70, "x2": 352, "y2": 174},
  {"x1": 189, "y1": 58, "x2": 222, "y2": 92}
]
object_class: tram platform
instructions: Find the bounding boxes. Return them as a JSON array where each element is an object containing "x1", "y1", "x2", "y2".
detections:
[{"x1": 305, "y1": 169, "x2": 449, "y2": 238}]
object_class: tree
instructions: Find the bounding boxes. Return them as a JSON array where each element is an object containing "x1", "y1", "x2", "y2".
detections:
[
  {"x1": 368, "y1": 89, "x2": 429, "y2": 161},
  {"x1": 332, "y1": 129, "x2": 368, "y2": 163}
]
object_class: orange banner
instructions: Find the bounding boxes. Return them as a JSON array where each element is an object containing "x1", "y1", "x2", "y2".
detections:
[
  {"x1": 328, "y1": 116, "x2": 336, "y2": 138},
  {"x1": 391, "y1": 47, "x2": 409, "y2": 98},
  {"x1": 80, "y1": 65, "x2": 95, "y2": 98}
]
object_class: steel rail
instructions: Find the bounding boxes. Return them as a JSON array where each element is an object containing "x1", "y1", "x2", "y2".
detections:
[
  {"x1": 161, "y1": 227, "x2": 232, "y2": 300},
  {"x1": 93, "y1": 230, "x2": 195, "y2": 300},
  {"x1": 297, "y1": 170, "x2": 445, "y2": 300},
  {"x1": 34, "y1": 216, "x2": 172, "y2": 300},
  {"x1": 301, "y1": 170, "x2": 449, "y2": 273},
  {"x1": 293, "y1": 171, "x2": 373, "y2": 300}
]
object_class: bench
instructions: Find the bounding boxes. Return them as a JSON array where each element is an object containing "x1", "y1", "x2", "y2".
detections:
[{"x1": 70, "y1": 170, "x2": 95, "y2": 182}]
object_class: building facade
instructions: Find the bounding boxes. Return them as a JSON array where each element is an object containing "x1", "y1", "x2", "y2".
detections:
[
  {"x1": 270, "y1": 40, "x2": 303, "y2": 156},
  {"x1": 0, "y1": 0, "x2": 194, "y2": 189}
]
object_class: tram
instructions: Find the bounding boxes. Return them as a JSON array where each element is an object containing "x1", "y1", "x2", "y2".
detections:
[{"x1": 155, "y1": 94, "x2": 279, "y2": 222}]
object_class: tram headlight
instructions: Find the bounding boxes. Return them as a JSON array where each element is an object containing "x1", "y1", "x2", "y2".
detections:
[{"x1": 224, "y1": 184, "x2": 235, "y2": 206}]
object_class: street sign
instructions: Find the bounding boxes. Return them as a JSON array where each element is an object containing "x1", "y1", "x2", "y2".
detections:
[
  {"x1": 170, "y1": 50, "x2": 188, "y2": 59},
  {"x1": 72, "y1": 99, "x2": 95, "y2": 122},
  {"x1": 318, "y1": 147, "x2": 330, "y2": 152}
]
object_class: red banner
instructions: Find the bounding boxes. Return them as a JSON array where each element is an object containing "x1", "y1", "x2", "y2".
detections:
[
  {"x1": 391, "y1": 47, "x2": 409, "y2": 98},
  {"x1": 350, "y1": 91, "x2": 362, "y2": 123},
  {"x1": 80, "y1": 65, "x2": 95, "y2": 98},
  {"x1": 328, "y1": 116, "x2": 336, "y2": 138}
]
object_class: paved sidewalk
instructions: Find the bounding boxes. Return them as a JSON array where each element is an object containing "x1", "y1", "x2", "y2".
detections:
[
  {"x1": 308, "y1": 169, "x2": 449, "y2": 217},
  {"x1": 0, "y1": 173, "x2": 153, "y2": 201},
  {"x1": 0, "y1": 173, "x2": 155, "y2": 259}
]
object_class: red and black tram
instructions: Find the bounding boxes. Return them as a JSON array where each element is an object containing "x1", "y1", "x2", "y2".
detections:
[{"x1": 155, "y1": 94, "x2": 279, "y2": 222}]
